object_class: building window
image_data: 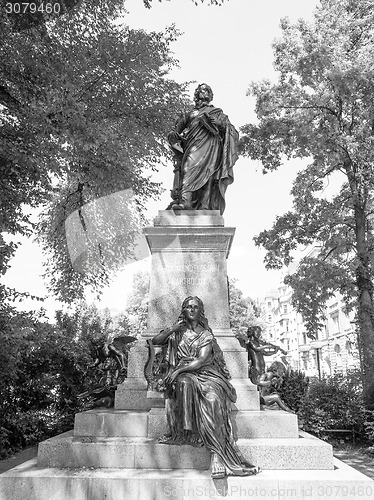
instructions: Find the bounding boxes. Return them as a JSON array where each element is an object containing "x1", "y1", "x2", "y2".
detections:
[
  {"x1": 324, "y1": 325, "x2": 329, "y2": 340},
  {"x1": 331, "y1": 313, "x2": 339, "y2": 334}
]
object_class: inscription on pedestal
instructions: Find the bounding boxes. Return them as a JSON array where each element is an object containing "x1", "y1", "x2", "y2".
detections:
[{"x1": 147, "y1": 251, "x2": 230, "y2": 330}]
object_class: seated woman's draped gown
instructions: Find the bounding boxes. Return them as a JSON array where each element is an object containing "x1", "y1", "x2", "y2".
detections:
[{"x1": 161, "y1": 327, "x2": 251, "y2": 474}]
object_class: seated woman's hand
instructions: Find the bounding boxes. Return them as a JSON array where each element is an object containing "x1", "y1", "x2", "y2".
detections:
[
  {"x1": 170, "y1": 320, "x2": 185, "y2": 333},
  {"x1": 165, "y1": 369, "x2": 180, "y2": 386}
]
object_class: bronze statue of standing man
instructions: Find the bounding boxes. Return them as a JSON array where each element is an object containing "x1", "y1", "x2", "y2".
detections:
[{"x1": 167, "y1": 84, "x2": 239, "y2": 214}]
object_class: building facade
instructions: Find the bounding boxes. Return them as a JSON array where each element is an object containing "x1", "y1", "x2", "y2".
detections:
[{"x1": 259, "y1": 283, "x2": 360, "y2": 378}]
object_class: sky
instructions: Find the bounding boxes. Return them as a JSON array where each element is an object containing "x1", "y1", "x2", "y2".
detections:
[{"x1": 3, "y1": 0, "x2": 321, "y2": 319}]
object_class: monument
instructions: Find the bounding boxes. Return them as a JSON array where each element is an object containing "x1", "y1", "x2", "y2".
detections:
[
  {"x1": 0, "y1": 84, "x2": 373, "y2": 499},
  {"x1": 166, "y1": 83, "x2": 238, "y2": 213}
]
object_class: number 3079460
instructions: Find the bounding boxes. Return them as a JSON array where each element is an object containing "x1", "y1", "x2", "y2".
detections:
[{"x1": 5, "y1": 3, "x2": 61, "y2": 14}]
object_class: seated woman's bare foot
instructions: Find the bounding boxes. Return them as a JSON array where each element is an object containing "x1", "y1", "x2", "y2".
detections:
[
  {"x1": 243, "y1": 465, "x2": 261, "y2": 475},
  {"x1": 241, "y1": 460, "x2": 261, "y2": 475}
]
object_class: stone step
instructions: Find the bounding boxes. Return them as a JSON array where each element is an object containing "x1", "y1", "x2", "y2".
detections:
[
  {"x1": 74, "y1": 410, "x2": 149, "y2": 438},
  {"x1": 231, "y1": 409, "x2": 298, "y2": 439},
  {"x1": 74, "y1": 408, "x2": 299, "y2": 439},
  {"x1": 1, "y1": 457, "x2": 373, "y2": 500},
  {"x1": 37, "y1": 430, "x2": 333, "y2": 470},
  {"x1": 114, "y1": 377, "x2": 261, "y2": 411}
]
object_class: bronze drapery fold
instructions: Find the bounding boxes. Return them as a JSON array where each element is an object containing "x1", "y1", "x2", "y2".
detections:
[{"x1": 160, "y1": 328, "x2": 254, "y2": 475}]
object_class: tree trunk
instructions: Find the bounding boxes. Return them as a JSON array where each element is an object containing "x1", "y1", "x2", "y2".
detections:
[{"x1": 354, "y1": 203, "x2": 374, "y2": 408}]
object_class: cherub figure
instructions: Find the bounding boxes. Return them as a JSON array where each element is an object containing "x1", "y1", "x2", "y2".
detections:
[
  {"x1": 78, "y1": 335, "x2": 136, "y2": 408},
  {"x1": 257, "y1": 361, "x2": 294, "y2": 413},
  {"x1": 93, "y1": 337, "x2": 135, "y2": 384},
  {"x1": 236, "y1": 326, "x2": 287, "y2": 385}
]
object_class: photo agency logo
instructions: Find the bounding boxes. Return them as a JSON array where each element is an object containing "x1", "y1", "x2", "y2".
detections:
[
  {"x1": 65, "y1": 189, "x2": 150, "y2": 277},
  {"x1": 65, "y1": 189, "x2": 227, "y2": 306},
  {"x1": 163, "y1": 484, "x2": 374, "y2": 498},
  {"x1": 163, "y1": 484, "x2": 300, "y2": 498}
]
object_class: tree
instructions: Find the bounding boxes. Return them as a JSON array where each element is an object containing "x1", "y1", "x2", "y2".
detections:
[
  {"x1": 124, "y1": 270, "x2": 150, "y2": 336},
  {"x1": 0, "y1": 0, "x2": 190, "y2": 303},
  {"x1": 239, "y1": 0, "x2": 374, "y2": 406},
  {"x1": 0, "y1": 258, "x2": 130, "y2": 455},
  {"x1": 143, "y1": 0, "x2": 225, "y2": 7},
  {"x1": 228, "y1": 277, "x2": 262, "y2": 335},
  {"x1": 0, "y1": 302, "x2": 124, "y2": 457}
]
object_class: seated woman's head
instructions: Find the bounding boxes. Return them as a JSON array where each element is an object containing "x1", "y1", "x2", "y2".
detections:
[{"x1": 180, "y1": 296, "x2": 210, "y2": 330}]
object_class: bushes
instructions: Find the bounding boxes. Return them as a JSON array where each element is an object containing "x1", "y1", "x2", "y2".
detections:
[
  {"x1": 274, "y1": 368, "x2": 374, "y2": 445},
  {"x1": 275, "y1": 369, "x2": 309, "y2": 413},
  {"x1": 0, "y1": 306, "x2": 103, "y2": 458},
  {"x1": 298, "y1": 370, "x2": 368, "y2": 441}
]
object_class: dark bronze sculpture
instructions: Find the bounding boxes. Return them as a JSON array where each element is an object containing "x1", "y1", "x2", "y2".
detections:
[
  {"x1": 236, "y1": 326, "x2": 287, "y2": 385},
  {"x1": 144, "y1": 338, "x2": 169, "y2": 391},
  {"x1": 257, "y1": 361, "x2": 294, "y2": 413},
  {"x1": 78, "y1": 336, "x2": 136, "y2": 408},
  {"x1": 151, "y1": 296, "x2": 260, "y2": 479},
  {"x1": 167, "y1": 84, "x2": 239, "y2": 214}
]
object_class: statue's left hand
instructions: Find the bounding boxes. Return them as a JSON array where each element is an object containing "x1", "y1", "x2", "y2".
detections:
[{"x1": 165, "y1": 369, "x2": 180, "y2": 386}]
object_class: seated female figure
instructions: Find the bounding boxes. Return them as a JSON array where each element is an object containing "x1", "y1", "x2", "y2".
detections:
[{"x1": 152, "y1": 296, "x2": 260, "y2": 479}]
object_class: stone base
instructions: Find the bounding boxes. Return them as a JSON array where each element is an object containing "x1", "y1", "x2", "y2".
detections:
[
  {"x1": 231, "y1": 378, "x2": 260, "y2": 410},
  {"x1": 36, "y1": 430, "x2": 334, "y2": 470},
  {"x1": 115, "y1": 377, "x2": 260, "y2": 411},
  {"x1": 73, "y1": 408, "x2": 298, "y2": 440},
  {"x1": 1, "y1": 458, "x2": 373, "y2": 500},
  {"x1": 114, "y1": 378, "x2": 165, "y2": 410}
]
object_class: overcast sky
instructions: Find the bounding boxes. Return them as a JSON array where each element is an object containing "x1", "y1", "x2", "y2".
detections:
[{"x1": 3, "y1": 0, "x2": 321, "y2": 318}]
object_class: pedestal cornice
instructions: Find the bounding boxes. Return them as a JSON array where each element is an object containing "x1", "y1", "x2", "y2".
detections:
[{"x1": 144, "y1": 226, "x2": 235, "y2": 257}]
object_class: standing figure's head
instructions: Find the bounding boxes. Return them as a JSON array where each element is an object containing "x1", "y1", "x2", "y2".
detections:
[
  {"x1": 247, "y1": 325, "x2": 262, "y2": 341},
  {"x1": 179, "y1": 296, "x2": 210, "y2": 330},
  {"x1": 194, "y1": 83, "x2": 213, "y2": 108}
]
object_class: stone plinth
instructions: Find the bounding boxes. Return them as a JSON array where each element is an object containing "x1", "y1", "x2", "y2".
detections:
[
  {"x1": 2, "y1": 459, "x2": 373, "y2": 500},
  {"x1": 73, "y1": 408, "x2": 298, "y2": 440},
  {"x1": 37, "y1": 431, "x2": 334, "y2": 471},
  {"x1": 2, "y1": 459, "x2": 374, "y2": 500}
]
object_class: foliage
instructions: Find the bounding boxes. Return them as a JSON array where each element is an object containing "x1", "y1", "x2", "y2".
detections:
[
  {"x1": 122, "y1": 270, "x2": 150, "y2": 337},
  {"x1": 1, "y1": 0, "x2": 227, "y2": 32},
  {"x1": 143, "y1": 0, "x2": 225, "y2": 7},
  {"x1": 239, "y1": 0, "x2": 374, "y2": 404},
  {"x1": 0, "y1": 303, "x2": 118, "y2": 458},
  {"x1": 275, "y1": 369, "x2": 309, "y2": 413},
  {"x1": 0, "y1": 0, "x2": 190, "y2": 305},
  {"x1": 228, "y1": 277, "x2": 263, "y2": 336},
  {"x1": 364, "y1": 410, "x2": 374, "y2": 448},
  {"x1": 298, "y1": 370, "x2": 367, "y2": 439}
]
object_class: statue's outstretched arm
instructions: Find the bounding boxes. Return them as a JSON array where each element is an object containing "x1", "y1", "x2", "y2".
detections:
[
  {"x1": 178, "y1": 344, "x2": 212, "y2": 373},
  {"x1": 164, "y1": 343, "x2": 212, "y2": 386}
]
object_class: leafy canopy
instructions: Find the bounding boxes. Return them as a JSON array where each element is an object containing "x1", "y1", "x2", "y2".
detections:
[
  {"x1": 240, "y1": 0, "x2": 374, "y2": 336},
  {"x1": 0, "y1": 0, "x2": 190, "y2": 304}
]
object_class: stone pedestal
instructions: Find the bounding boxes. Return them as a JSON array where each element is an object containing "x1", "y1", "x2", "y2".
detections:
[{"x1": 145, "y1": 210, "x2": 234, "y2": 331}]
